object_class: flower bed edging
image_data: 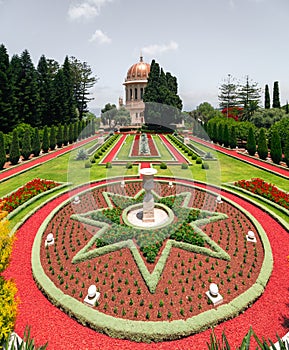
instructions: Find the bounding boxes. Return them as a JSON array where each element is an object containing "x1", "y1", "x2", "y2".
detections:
[{"x1": 31, "y1": 179, "x2": 273, "y2": 343}]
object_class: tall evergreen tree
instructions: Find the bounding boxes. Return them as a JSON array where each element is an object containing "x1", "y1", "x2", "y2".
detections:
[
  {"x1": 217, "y1": 123, "x2": 224, "y2": 145},
  {"x1": 229, "y1": 125, "x2": 237, "y2": 149},
  {"x1": 42, "y1": 126, "x2": 49, "y2": 153},
  {"x1": 68, "y1": 123, "x2": 74, "y2": 144},
  {"x1": 246, "y1": 127, "x2": 256, "y2": 156},
  {"x1": 49, "y1": 125, "x2": 56, "y2": 150},
  {"x1": 0, "y1": 131, "x2": 7, "y2": 169},
  {"x1": 37, "y1": 55, "x2": 55, "y2": 127},
  {"x1": 62, "y1": 56, "x2": 77, "y2": 121},
  {"x1": 264, "y1": 84, "x2": 270, "y2": 109},
  {"x1": 270, "y1": 129, "x2": 282, "y2": 164},
  {"x1": 56, "y1": 124, "x2": 63, "y2": 148},
  {"x1": 218, "y1": 74, "x2": 239, "y2": 110},
  {"x1": 8, "y1": 54, "x2": 22, "y2": 125},
  {"x1": 21, "y1": 128, "x2": 32, "y2": 160},
  {"x1": 73, "y1": 122, "x2": 78, "y2": 142},
  {"x1": 257, "y1": 128, "x2": 268, "y2": 160},
  {"x1": 32, "y1": 127, "x2": 41, "y2": 156},
  {"x1": 237, "y1": 75, "x2": 261, "y2": 120},
  {"x1": 9, "y1": 129, "x2": 20, "y2": 165},
  {"x1": 18, "y1": 50, "x2": 41, "y2": 126},
  {"x1": 272, "y1": 81, "x2": 281, "y2": 108},
  {"x1": 0, "y1": 44, "x2": 14, "y2": 133}
]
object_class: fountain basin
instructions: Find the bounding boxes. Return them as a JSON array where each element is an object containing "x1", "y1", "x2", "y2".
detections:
[{"x1": 123, "y1": 203, "x2": 174, "y2": 230}]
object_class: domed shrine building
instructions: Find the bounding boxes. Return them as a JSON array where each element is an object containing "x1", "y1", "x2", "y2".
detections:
[{"x1": 123, "y1": 55, "x2": 150, "y2": 126}]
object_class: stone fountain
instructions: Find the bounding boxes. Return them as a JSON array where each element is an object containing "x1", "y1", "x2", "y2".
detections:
[{"x1": 140, "y1": 167, "x2": 157, "y2": 222}]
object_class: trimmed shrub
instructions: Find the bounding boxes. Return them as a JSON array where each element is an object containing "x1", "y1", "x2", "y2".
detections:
[
  {"x1": 181, "y1": 163, "x2": 188, "y2": 169},
  {"x1": 106, "y1": 162, "x2": 112, "y2": 168},
  {"x1": 229, "y1": 125, "x2": 237, "y2": 149},
  {"x1": 126, "y1": 162, "x2": 133, "y2": 169},
  {"x1": 223, "y1": 124, "x2": 229, "y2": 147},
  {"x1": 21, "y1": 128, "x2": 32, "y2": 160},
  {"x1": 42, "y1": 126, "x2": 49, "y2": 153},
  {"x1": 257, "y1": 128, "x2": 268, "y2": 160},
  {"x1": 32, "y1": 127, "x2": 41, "y2": 157},
  {"x1": 56, "y1": 124, "x2": 63, "y2": 148},
  {"x1": 63, "y1": 123, "x2": 69, "y2": 146},
  {"x1": 49, "y1": 125, "x2": 56, "y2": 151},
  {"x1": 191, "y1": 154, "x2": 197, "y2": 160},
  {"x1": 202, "y1": 162, "x2": 209, "y2": 169},
  {"x1": 196, "y1": 157, "x2": 202, "y2": 164},
  {"x1": 9, "y1": 129, "x2": 20, "y2": 165},
  {"x1": 84, "y1": 161, "x2": 92, "y2": 168},
  {"x1": 68, "y1": 123, "x2": 74, "y2": 144},
  {"x1": 246, "y1": 127, "x2": 256, "y2": 156},
  {"x1": 160, "y1": 162, "x2": 167, "y2": 169},
  {"x1": 270, "y1": 129, "x2": 282, "y2": 164},
  {"x1": 0, "y1": 131, "x2": 7, "y2": 169}
]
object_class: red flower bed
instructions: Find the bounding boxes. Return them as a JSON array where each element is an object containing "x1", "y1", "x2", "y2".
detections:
[
  {"x1": 130, "y1": 134, "x2": 140, "y2": 156},
  {"x1": 130, "y1": 134, "x2": 159, "y2": 157},
  {"x1": 235, "y1": 178, "x2": 289, "y2": 209},
  {"x1": 0, "y1": 178, "x2": 60, "y2": 213}
]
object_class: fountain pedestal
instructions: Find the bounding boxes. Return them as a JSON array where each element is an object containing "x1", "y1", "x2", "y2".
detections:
[{"x1": 140, "y1": 168, "x2": 157, "y2": 222}]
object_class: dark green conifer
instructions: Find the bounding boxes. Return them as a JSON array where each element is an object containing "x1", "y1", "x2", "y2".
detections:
[
  {"x1": 264, "y1": 84, "x2": 270, "y2": 109},
  {"x1": 246, "y1": 127, "x2": 256, "y2": 156},
  {"x1": 63, "y1": 123, "x2": 68, "y2": 146},
  {"x1": 229, "y1": 125, "x2": 237, "y2": 149},
  {"x1": 272, "y1": 81, "x2": 281, "y2": 108},
  {"x1": 223, "y1": 124, "x2": 230, "y2": 147},
  {"x1": 9, "y1": 129, "x2": 20, "y2": 165},
  {"x1": 270, "y1": 129, "x2": 282, "y2": 164},
  {"x1": 32, "y1": 127, "x2": 41, "y2": 156},
  {"x1": 56, "y1": 124, "x2": 63, "y2": 148},
  {"x1": 0, "y1": 131, "x2": 7, "y2": 169},
  {"x1": 284, "y1": 133, "x2": 289, "y2": 167},
  {"x1": 21, "y1": 128, "x2": 32, "y2": 160},
  {"x1": 257, "y1": 128, "x2": 268, "y2": 160},
  {"x1": 49, "y1": 125, "x2": 56, "y2": 150},
  {"x1": 42, "y1": 125, "x2": 49, "y2": 153},
  {"x1": 68, "y1": 123, "x2": 74, "y2": 144}
]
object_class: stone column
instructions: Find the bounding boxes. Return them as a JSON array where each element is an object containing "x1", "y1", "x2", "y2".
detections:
[{"x1": 140, "y1": 168, "x2": 157, "y2": 222}]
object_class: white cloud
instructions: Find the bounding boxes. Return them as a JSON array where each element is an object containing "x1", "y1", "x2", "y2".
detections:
[
  {"x1": 142, "y1": 41, "x2": 178, "y2": 56},
  {"x1": 68, "y1": 0, "x2": 113, "y2": 20},
  {"x1": 89, "y1": 29, "x2": 111, "y2": 44}
]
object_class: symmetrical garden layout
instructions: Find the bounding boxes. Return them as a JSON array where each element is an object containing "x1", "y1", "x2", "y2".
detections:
[{"x1": 32, "y1": 178, "x2": 271, "y2": 342}]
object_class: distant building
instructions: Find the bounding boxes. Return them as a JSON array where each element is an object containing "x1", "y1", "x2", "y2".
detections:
[{"x1": 123, "y1": 55, "x2": 150, "y2": 126}]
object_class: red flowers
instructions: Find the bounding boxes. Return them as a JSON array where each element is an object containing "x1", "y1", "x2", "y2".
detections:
[
  {"x1": 234, "y1": 178, "x2": 289, "y2": 209},
  {"x1": 0, "y1": 178, "x2": 60, "y2": 213}
]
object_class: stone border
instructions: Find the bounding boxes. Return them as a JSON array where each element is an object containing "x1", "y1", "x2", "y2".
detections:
[{"x1": 31, "y1": 178, "x2": 273, "y2": 343}]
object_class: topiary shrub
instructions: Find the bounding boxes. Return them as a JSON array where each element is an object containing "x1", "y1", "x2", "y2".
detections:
[
  {"x1": 106, "y1": 162, "x2": 112, "y2": 168},
  {"x1": 196, "y1": 157, "x2": 202, "y2": 164},
  {"x1": 126, "y1": 162, "x2": 133, "y2": 169},
  {"x1": 181, "y1": 163, "x2": 188, "y2": 169},
  {"x1": 84, "y1": 161, "x2": 92, "y2": 168},
  {"x1": 202, "y1": 162, "x2": 209, "y2": 169},
  {"x1": 191, "y1": 154, "x2": 197, "y2": 160},
  {"x1": 160, "y1": 162, "x2": 167, "y2": 169}
]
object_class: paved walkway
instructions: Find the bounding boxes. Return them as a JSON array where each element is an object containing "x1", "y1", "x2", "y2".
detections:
[{"x1": 190, "y1": 136, "x2": 289, "y2": 179}]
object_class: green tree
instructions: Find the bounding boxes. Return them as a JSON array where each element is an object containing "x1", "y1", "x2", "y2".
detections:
[
  {"x1": 31, "y1": 127, "x2": 41, "y2": 156},
  {"x1": 272, "y1": 81, "x2": 281, "y2": 108},
  {"x1": 69, "y1": 56, "x2": 98, "y2": 120},
  {"x1": 217, "y1": 123, "x2": 224, "y2": 145},
  {"x1": 264, "y1": 84, "x2": 270, "y2": 109},
  {"x1": 101, "y1": 103, "x2": 117, "y2": 128},
  {"x1": 63, "y1": 123, "x2": 69, "y2": 146},
  {"x1": 9, "y1": 129, "x2": 20, "y2": 165},
  {"x1": 42, "y1": 125, "x2": 49, "y2": 153},
  {"x1": 21, "y1": 128, "x2": 32, "y2": 160},
  {"x1": 270, "y1": 129, "x2": 282, "y2": 164},
  {"x1": 0, "y1": 44, "x2": 15, "y2": 133},
  {"x1": 62, "y1": 56, "x2": 77, "y2": 121},
  {"x1": 237, "y1": 75, "x2": 261, "y2": 120},
  {"x1": 0, "y1": 131, "x2": 7, "y2": 169},
  {"x1": 218, "y1": 74, "x2": 239, "y2": 110},
  {"x1": 56, "y1": 124, "x2": 63, "y2": 148},
  {"x1": 257, "y1": 128, "x2": 268, "y2": 160},
  {"x1": 223, "y1": 124, "x2": 230, "y2": 147},
  {"x1": 284, "y1": 133, "x2": 289, "y2": 167},
  {"x1": 229, "y1": 125, "x2": 237, "y2": 149},
  {"x1": 246, "y1": 127, "x2": 256, "y2": 156},
  {"x1": 191, "y1": 102, "x2": 222, "y2": 123},
  {"x1": 49, "y1": 125, "x2": 56, "y2": 150},
  {"x1": 73, "y1": 122, "x2": 78, "y2": 142},
  {"x1": 68, "y1": 123, "x2": 74, "y2": 144}
]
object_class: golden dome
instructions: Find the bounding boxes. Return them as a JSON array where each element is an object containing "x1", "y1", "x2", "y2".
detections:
[{"x1": 126, "y1": 56, "x2": 150, "y2": 81}]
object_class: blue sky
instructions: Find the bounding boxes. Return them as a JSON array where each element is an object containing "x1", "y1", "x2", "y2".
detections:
[{"x1": 1, "y1": 0, "x2": 289, "y2": 113}]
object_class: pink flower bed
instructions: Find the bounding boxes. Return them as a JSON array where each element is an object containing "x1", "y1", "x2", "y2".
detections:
[{"x1": 234, "y1": 178, "x2": 289, "y2": 209}]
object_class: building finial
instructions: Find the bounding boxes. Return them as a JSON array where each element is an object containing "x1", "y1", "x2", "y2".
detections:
[{"x1": 140, "y1": 51, "x2": 143, "y2": 62}]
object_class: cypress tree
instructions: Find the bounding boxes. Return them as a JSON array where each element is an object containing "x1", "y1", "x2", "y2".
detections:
[
  {"x1": 77, "y1": 121, "x2": 82, "y2": 140},
  {"x1": 0, "y1": 131, "x2": 7, "y2": 169},
  {"x1": 270, "y1": 129, "x2": 282, "y2": 164},
  {"x1": 257, "y1": 128, "x2": 268, "y2": 160},
  {"x1": 272, "y1": 81, "x2": 281, "y2": 108},
  {"x1": 32, "y1": 127, "x2": 41, "y2": 156},
  {"x1": 9, "y1": 129, "x2": 20, "y2": 165},
  {"x1": 217, "y1": 123, "x2": 224, "y2": 145},
  {"x1": 284, "y1": 133, "x2": 289, "y2": 167},
  {"x1": 49, "y1": 125, "x2": 56, "y2": 150},
  {"x1": 223, "y1": 124, "x2": 230, "y2": 147},
  {"x1": 21, "y1": 128, "x2": 32, "y2": 160},
  {"x1": 68, "y1": 123, "x2": 74, "y2": 144},
  {"x1": 229, "y1": 125, "x2": 237, "y2": 149},
  {"x1": 73, "y1": 122, "x2": 78, "y2": 142},
  {"x1": 246, "y1": 127, "x2": 256, "y2": 156},
  {"x1": 264, "y1": 84, "x2": 270, "y2": 109},
  {"x1": 56, "y1": 124, "x2": 63, "y2": 148},
  {"x1": 63, "y1": 123, "x2": 68, "y2": 146},
  {"x1": 91, "y1": 119, "x2": 96, "y2": 136},
  {"x1": 211, "y1": 122, "x2": 218, "y2": 143},
  {"x1": 42, "y1": 126, "x2": 49, "y2": 153}
]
